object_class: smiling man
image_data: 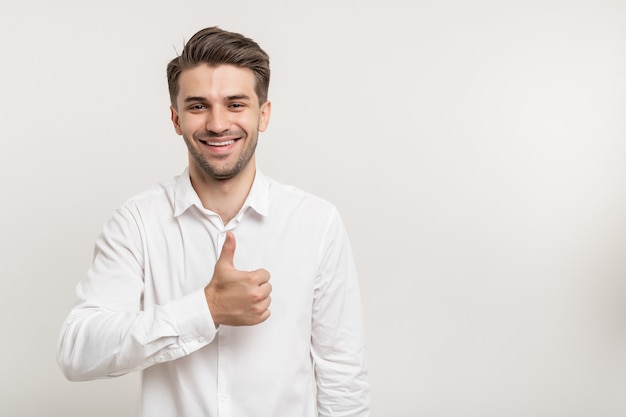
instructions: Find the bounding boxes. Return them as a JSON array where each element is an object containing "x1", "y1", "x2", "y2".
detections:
[{"x1": 57, "y1": 27, "x2": 370, "y2": 416}]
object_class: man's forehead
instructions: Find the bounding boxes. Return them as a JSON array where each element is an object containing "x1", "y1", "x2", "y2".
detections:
[{"x1": 179, "y1": 64, "x2": 255, "y2": 88}]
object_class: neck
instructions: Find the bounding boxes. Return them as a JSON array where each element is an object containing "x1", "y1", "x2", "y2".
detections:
[{"x1": 189, "y1": 157, "x2": 256, "y2": 224}]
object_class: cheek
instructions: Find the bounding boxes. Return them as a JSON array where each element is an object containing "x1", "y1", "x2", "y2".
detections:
[
  {"x1": 178, "y1": 115, "x2": 203, "y2": 134},
  {"x1": 240, "y1": 113, "x2": 262, "y2": 130}
]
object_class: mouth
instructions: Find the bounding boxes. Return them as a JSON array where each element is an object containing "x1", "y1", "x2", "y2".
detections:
[{"x1": 198, "y1": 139, "x2": 238, "y2": 147}]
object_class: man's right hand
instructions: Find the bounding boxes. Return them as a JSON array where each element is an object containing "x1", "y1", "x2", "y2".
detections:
[{"x1": 205, "y1": 232, "x2": 272, "y2": 326}]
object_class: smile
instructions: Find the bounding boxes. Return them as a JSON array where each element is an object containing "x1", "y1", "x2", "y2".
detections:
[{"x1": 199, "y1": 139, "x2": 237, "y2": 146}]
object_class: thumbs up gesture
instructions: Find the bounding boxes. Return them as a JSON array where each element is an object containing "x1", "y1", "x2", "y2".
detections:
[{"x1": 205, "y1": 232, "x2": 272, "y2": 326}]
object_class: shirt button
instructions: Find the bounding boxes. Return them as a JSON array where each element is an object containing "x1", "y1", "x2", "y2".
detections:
[
  {"x1": 219, "y1": 393, "x2": 228, "y2": 402},
  {"x1": 198, "y1": 336, "x2": 206, "y2": 343}
]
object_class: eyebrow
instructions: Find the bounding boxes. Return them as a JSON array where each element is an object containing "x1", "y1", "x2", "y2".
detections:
[
  {"x1": 183, "y1": 96, "x2": 207, "y2": 103},
  {"x1": 183, "y1": 94, "x2": 251, "y2": 103},
  {"x1": 226, "y1": 94, "x2": 251, "y2": 101}
]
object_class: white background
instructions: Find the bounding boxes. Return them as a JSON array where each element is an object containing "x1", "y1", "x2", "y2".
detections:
[{"x1": 1, "y1": 0, "x2": 626, "y2": 416}]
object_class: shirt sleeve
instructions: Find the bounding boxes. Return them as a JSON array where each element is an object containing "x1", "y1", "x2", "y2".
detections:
[
  {"x1": 57, "y1": 207, "x2": 217, "y2": 381},
  {"x1": 311, "y1": 208, "x2": 370, "y2": 417}
]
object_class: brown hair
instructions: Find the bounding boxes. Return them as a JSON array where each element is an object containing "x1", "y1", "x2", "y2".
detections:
[{"x1": 167, "y1": 26, "x2": 271, "y2": 108}]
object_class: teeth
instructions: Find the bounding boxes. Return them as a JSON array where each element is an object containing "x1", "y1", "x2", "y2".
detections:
[{"x1": 206, "y1": 140, "x2": 235, "y2": 146}]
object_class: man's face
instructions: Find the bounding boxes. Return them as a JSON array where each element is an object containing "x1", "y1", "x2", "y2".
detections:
[{"x1": 171, "y1": 64, "x2": 271, "y2": 181}]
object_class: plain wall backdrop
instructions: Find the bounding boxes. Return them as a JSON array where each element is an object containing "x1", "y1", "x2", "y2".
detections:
[{"x1": 1, "y1": 0, "x2": 626, "y2": 416}]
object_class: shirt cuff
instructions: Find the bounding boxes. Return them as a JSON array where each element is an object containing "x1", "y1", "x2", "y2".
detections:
[{"x1": 168, "y1": 288, "x2": 217, "y2": 345}]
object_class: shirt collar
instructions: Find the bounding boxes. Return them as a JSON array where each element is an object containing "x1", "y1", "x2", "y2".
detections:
[{"x1": 173, "y1": 167, "x2": 271, "y2": 218}]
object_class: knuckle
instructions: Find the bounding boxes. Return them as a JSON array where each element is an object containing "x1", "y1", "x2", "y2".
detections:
[
  {"x1": 250, "y1": 290, "x2": 262, "y2": 303},
  {"x1": 251, "y1": 303, "x2": 265, "y2": 315}
]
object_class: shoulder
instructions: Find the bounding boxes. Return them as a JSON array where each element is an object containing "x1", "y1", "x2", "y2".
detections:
[
  {"x1": 266, "y1": 175, "x2": 339, "y2": 216},
  {"x1": 115, "y1": 175, "x2": 179, "y2": 218},
  {"x1": 262, "y1": 174, "x2": 347, "y2": 238}
]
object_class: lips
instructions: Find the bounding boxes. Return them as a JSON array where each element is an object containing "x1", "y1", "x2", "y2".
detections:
[{"x1": 199, "y1": 139, "x2": 237, "y2": 147}]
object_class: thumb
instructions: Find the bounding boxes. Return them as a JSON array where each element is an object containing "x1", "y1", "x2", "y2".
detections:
[{"x1": 217, "y1": 232, "x2": 236, "y2": 267}]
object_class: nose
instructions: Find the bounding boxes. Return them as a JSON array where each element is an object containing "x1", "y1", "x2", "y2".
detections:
[{"x1": 206, "y1": 106, "x2": 230, "y2": 135}]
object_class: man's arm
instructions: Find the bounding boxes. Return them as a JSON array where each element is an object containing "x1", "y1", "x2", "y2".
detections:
[
  {"x1": 311, "y1": 209, "x2": 370, "y2": 417},
  {"x1": 57, "y1": 208, "x2": 216, "y2": 381}
]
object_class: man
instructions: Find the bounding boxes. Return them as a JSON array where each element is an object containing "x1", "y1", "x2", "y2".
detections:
[{"x1": 57, "y1": 26, "x2": 369, "y2": 416}]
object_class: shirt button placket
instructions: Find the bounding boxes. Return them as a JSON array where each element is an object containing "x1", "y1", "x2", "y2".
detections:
[
  {"x1": 217, "y1": 392, "x2": 230, "y2": 416},
  {"x1": 217, "y1": 227, "x2": 231, "y2": 416},
  {"x1": 217, "y1": 322, "x2": 229, "y2": 416}
]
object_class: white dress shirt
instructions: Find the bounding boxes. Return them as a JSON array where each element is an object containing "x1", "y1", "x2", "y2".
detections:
[{"x1": 57, "y1": 168, "x2": 369, "y2": 417}]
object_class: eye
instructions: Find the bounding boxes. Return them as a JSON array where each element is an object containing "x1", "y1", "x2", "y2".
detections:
[
  {"x1": 229, "y1": 103, "x2": 245, "y2": 110},
  {"x1": 189, "y1": 104, "x2": 207, "y2": 110}
]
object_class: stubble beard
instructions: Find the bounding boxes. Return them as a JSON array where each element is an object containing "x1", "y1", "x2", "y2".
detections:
[{"x1": 183, "y1": 132, "x2": 258, "y2": 181}]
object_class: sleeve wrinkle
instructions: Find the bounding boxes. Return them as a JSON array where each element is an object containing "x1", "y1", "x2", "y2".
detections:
[{"x1": 57, "y1": 207, "x2": 214, "y2": 381}]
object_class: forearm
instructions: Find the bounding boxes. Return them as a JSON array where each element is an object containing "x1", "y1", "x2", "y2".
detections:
[
  {"x1": 57, "y1": 288, "x2": 215, "y2": 381},
  {"x1": 312, "y1": 300, "x2": 370, "y2": 417},
  {"x1": 312, "y1": 210, "x2": 370, "y2": 416}
]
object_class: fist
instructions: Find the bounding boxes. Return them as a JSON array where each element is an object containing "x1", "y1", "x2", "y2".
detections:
[{"x1": 205, "y1": 232, "x2": 272, "y2": 326}]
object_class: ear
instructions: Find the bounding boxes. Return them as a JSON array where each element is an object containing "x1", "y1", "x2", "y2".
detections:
[
  {"x1": 170, "y1": 106, "x2": 183, "y2": 135},
  {"x1": 258, "y1": 100, "x2": 272, "y2": 132}
]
